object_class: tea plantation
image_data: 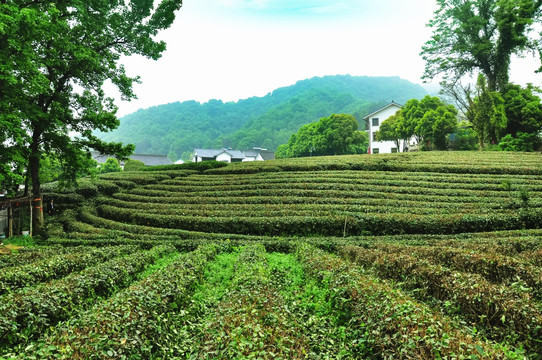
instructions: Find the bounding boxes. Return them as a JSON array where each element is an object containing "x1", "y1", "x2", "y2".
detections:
[{"x1": 2, "y1": 151, "x2": 542, "y2": 359}]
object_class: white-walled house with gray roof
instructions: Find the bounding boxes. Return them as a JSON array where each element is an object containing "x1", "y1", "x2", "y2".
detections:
[
  {"x1": 363, "y1": 101, "x2": 415, "y2": 154},
  {"x1": 192, "y1": 148, "x2": 246, "y2": 163},
  {"x1": 192, "y1": 147, "x2": 275, "y2": 163}
]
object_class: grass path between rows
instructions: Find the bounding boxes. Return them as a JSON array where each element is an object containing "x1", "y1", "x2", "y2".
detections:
[{"x1": 156, "y1": 245, "x2": 363, "y2": 359}]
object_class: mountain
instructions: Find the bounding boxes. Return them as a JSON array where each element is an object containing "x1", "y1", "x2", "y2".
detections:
[{"x1": 96, "y1": 75, "x2": 427, "y2": 160}]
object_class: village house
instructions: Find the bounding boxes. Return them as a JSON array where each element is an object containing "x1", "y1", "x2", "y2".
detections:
[
  {"x1": 192, "y1": 147, "x2": 275, "y2": 163},
  {"x1": 242, "y1": 147, "x2": 276, "y2": 162},
  {"x1": 363, "y1": 101, "x2": 417, "y2": 154}
]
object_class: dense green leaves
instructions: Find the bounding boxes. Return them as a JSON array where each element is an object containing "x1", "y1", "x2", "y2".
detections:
[
  {"x1": 376, "y1": 96, "x2": 458, "y2": 151},
  {"x1": 97, "y1": 75, "x2": 427, "y2": 160},
  {"x1": 11, "y1": 151, "x2": 542, "y2": 358},
  {"x1": 1, "y1": 0, "x2": 184, "y2": 232},
  {"x1": 421, "y1": 0, "x2": 542, "y2": 92},
  {"x1": 276, "y1": 113, "x2": 368, "y2": 158},
  {"x1": 97, "y1": 157, "x2": 122, "y2": 174},
  {"x1": 501, "y1": 83, "x2": 542, "y2": 136}
]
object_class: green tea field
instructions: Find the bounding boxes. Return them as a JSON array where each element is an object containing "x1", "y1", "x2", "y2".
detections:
[{"x1": 2, "y1": 151, "x2": 542, "y2": 359}]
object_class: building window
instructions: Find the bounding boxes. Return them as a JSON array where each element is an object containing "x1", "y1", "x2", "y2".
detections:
[
  {"x1": 391, "y1": 148, "x2": 398, "y2": 153},
  {"x1": 373, "y1": 132, "x2": 377, "y2": 142},
  {"x1": 373, "y1": 148, "x2": 379, "y2": 154},
  {"x1": 372, "y1": 118, "x2": 379, "y2": 127}
]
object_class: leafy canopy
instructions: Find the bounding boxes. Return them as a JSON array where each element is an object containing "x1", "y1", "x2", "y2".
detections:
[
  {"x1": 377, "y1": 96, "x2": 458, "y2": 151},
  {"x1": 467, "y1": 75, "x2": 508, "y2": 148},
  {"x1": 276, "y1": 114, "x2": 368, "y2": 158},
  {"x1": 501, "y1": 83, "x2": 542, "y2": 136},
  {"x1": 0, "y1": 0, "x2": 183, "y2": 232},
  {"x1": 98, "y1": 158, "x2": 122, "y2": 174},
  {"x1": 421, "y1": 0, "x2": 542, "y2": 92}
]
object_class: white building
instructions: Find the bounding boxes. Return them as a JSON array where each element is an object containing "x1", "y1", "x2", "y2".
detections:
[
  {"x1": 363, "y1": 101, "x2": 410, "y2": 154},
  {"x1": 192, "y1": 148, "x2": 246, "y2": 163},
  {"x1": 192, "y1": 147, "x2": 275, "y2": 163},
  {"x1": 242, "y1": 147, "x2": 275, "y2": 162}
]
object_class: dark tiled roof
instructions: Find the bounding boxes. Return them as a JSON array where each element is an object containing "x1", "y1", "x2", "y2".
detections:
[
  {"x1": 129, "y1": 154, "x2": 172, "y2": 166},
  {"x1": 224, "y1": 149, "x2": 246, "y2": 159},
  {"x1": 91, "y1": 152, "x2": 172, "y2": 166},
  {"x1": 259, "y1": 150, "x2": 275, "y2": 160},
  {"x1": 195, "y1": 148, "x2": 245, "y2": 160},
  {"x1": 362, "y1": 101, "x2": 403, "y2": 120},
  {"x1": 194, "y1": 149, "x2": 222, "y2": 158}
]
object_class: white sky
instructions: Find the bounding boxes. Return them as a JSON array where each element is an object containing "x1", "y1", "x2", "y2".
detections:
[{"x1": 110, "y1": 0, "x2": 542, "y2": 117}]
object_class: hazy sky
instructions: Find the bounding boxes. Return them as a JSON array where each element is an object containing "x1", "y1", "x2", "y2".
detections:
[{"x1": 110, "y1": 0, "x2": 542, "y2": 116}]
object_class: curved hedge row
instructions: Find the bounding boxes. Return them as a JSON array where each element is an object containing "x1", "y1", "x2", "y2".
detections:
[
  {"x1": 21, "y1": 245, "x2": 218, "y2": 359},
  {"x1": 0, "y1": 245, "x2": 138, "y2": 295},
  {"x1": 0, "y1": 246, "x2": 94, "y2": 270},
  {"x1": 203, "y1": 152, "x2": 542, "y2": 175},
  {"x1": 339, "y1": 246, "x2": 542, "y2": 354},
  {"x1": 0, "y1": 245, "x2": 175, "y2": 355},
  {"x1": 97, "y1": 203, "x2": 542, "y2": 236},
  {"x1": 373, "y1": 243, "x2": 542, "y2": 297},
  {"x1": 296, "y1": 244, "x2": 513, "y2": 358}
]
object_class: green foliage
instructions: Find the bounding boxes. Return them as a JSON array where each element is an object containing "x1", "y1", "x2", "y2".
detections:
[
  {"x1": 502, "y1": 83, "x2": 542, "y2": 136},
  {"x1": 375, "y1": 112, "x2": 404, "y2": 151},
  {"x1": 0, "y1": 245, "x2": 172, "y2": 355},
  {"x1": 2, "y1": 236, "x2": 37, "y2": 248},
  {"x1": 498, "y1": 132, "x2": 542, "y2": 152},
  {"x1": 0, "y1": 245, "x2": 136, "y2": 295},
  {"x1": 16, "y1": 151, "x2": 542, "y2": 357},
  {"x1": 448, "y1": 122, "x2": 479, "y2": 150},
  {"x1": 1, "y1": 0, "x2": 184, "y2": 231},
  {"x1": 340, "y1": 245, "x2": 542, "y2": 353},
  {"x1": 26, "y1": 245, "x2": 216, "y2": 359},
  {"x1": 421, "y1": 0, "x2": 542, "y2": 92},
  {"x1": 97, "y1": 75, "x2": 427, "y2": 156},
  {"x1": 297, "y1": 244, "x2": 508, "y2": 358},
  {"x1": 468, "y1": 75, "x2": 508, "y2": 148},
  {"x1": 140, "y1": 160, "x2": 228, "y2": 172},
  {"x1": 39, "y1": 154, "x2": 62, "y2": 185},
  {"x1": 276, "y1": 113, "x2": 368, "y2": 158},
  {"x1": 97, "y1": 158, "x2": 122, "y2": 174},
  {"x1": 123, "y1": 159, "x2": 145, "y2": 172},
  {"x1": 377, "y1": 96, "x2": 458, "y2": 150}
]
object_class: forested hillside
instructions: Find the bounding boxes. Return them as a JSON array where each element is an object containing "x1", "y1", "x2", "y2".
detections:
[{"x1": 97, "y1": 75, "x2": 426, "y2": 160}]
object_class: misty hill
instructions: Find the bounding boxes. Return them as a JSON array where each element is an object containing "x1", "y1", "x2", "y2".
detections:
[{"x1": 97, "y1": 75, "x2": 427, "y2": 160}]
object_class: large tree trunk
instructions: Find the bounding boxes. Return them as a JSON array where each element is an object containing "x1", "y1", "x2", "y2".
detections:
[{"x1": 29, "y1": 133, "x2": 43, "y2": 235}]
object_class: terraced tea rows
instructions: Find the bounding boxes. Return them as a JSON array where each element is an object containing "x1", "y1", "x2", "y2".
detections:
[
  {"x1": 86, "y1": 168, "x2": 542, "y2": 237},
  {"x1": 4, "y1": 243, "x2": 538, "y2": 358},
  {"x1": 19, "y1": 152, "x2": 542, "y2": 358}
]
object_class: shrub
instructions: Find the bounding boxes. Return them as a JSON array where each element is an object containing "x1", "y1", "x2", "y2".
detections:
[
  {"x1": 141, "y1": 160, "x2": 228, "y2": 172},
  {"x1": 498, "y1": 132, "x2": 541, "y2": 152},
  {"x1": 123, "y1": 159, "x2": 145, "y2": 171}
]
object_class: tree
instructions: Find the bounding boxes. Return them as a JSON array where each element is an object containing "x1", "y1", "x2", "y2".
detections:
[
  {"x1": 375, "y1": 113, "x2": 404, "y2": 152},
  {"x1": 98, "y1": 158, "x2": 122, "y2": 174},
  {"x1": 1, "y1": 0, "x2": 183, "y2": 233},
  {"x1": 276, "y1": 114, "x2": 368, "y2": 158},
  {"x1": 449, "y1": 122, "x2": 479, "y2": 150},
  {"x1": 501, "y1": 83, "x2": 542, "y2": 136},
  {"x1": 421, "y1": 0, "x2": 542, "y2": 92},
  {"x1": 39, "y1": 154, "x2": 62, "y2": 185},
  {"x1": 419, "y1": 106, "x2": 458, "y2": 150},
  {"x1": 498, "y1": 132, "x2": 541, "y2": 151},
  {"x1": 467, "y1": 75, "x2": 507, "y2": 148},
  {"x1": 396, "y1": 96, "x2": 458, "y2": 150}
]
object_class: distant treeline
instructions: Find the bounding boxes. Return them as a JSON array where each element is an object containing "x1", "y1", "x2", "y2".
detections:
[{"x1": 96, "y1": 75, "x2": 426, "y2": 160}]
